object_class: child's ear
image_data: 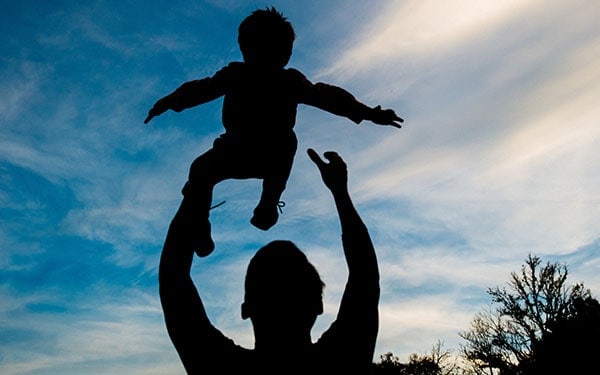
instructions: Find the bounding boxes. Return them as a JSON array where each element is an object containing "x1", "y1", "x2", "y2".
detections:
[{"x1": 241, "y1": 301, "x2": 251, "y2": 320}]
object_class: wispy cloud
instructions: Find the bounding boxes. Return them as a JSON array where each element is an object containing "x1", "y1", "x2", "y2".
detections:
[
  {"x1": 2, "y1": 1, "x2": 599, "y2": 371},
  {"x1": 0, "y1": 286, "x2": 179, "y2": 375},
  {"x1": 294, "y1": 1, "x2": 600, "y2": 359},
  {"x1": 305, "y1": 0, "x2": 600, "y2": 255}
]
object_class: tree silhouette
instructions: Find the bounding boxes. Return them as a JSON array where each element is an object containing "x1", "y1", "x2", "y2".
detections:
[
  {"x1": 523, "y1": 295, "x2": 600, "y2": 374},
  {"x1": 372, "y1": 341, "x2": 461, "y2": 375},
  {"x1": 371, "y1": 352, "x2": 441, "y2": 375},
  {"x1": 459, "y1": 254, "x2": 597, "y2": 374}
]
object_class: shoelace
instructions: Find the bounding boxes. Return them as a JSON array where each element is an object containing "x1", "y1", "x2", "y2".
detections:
[
  {"x1": 209, "y1": 200, "x2": 285, "y2": 213},
  {"x1": 277, "y1": 201, "x2": 286, "y2": 214},
  {"x1": 209, "y1": 200, "x2": 226, "y2": 210}
]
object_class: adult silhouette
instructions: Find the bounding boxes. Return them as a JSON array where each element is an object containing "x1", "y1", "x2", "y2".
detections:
[{"x1": 159, "y1": 149, "x2": 380, "y2": 374}]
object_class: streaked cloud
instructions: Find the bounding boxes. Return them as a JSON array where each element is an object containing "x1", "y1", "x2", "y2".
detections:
[{"x1": 1, "y1": 0, "x2": 599, "y2": 371}]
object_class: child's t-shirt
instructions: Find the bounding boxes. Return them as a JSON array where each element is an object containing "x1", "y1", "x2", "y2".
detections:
[{"x1": 165, "y1": 62, "x2": 372, "y2": 140}]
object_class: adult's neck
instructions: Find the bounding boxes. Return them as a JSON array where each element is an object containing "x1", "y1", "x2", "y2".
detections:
[{"x1": 253, "y1": 329, "x2": 312, "y2": 353}]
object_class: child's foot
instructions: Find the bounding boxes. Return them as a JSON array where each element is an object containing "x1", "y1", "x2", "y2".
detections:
[
  {"x1": 194, "y1": 219, "x2": 215, "y2": 257},
  {"x1": 250, "y1": 201, "x2": 284, "y2": 231}
]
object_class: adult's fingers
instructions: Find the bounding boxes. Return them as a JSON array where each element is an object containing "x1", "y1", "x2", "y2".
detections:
[
  {"x1": 307, "y1": 148, "x2": 325, "y2": 167},
  {"x1": 323, "y1": 151, "x2": 342, "y2": 164}
]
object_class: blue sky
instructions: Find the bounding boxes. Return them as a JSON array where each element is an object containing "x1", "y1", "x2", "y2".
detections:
[{"x1": 2, "y1": 0, "x2": 599, "y2": 373}]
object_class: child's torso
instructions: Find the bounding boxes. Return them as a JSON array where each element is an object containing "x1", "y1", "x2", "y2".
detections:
[{"x1": 221, "y1": 63, "x2": 308, "y2": 137}]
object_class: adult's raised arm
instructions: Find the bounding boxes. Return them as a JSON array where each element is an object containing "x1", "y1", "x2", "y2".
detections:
[
  {"x1": 158, "y1": 205, "x2": 234, "y2": 373},
  {"x1": 307, "y1": 149, "x2": 380, "y2": 368}
]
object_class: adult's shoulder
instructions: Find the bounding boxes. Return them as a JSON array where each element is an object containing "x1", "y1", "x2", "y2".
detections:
[
  {"x1": 216, "y1": 61, "x2": 243, "y2": 73},
  {"x1": 284, "y1": 67, "x2": 309, "y2": 80},
  {"x1": 225, "y1": 61, "x2": 245, "y2": 70}
]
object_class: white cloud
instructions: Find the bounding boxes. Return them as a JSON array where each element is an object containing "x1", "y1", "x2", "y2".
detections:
[
  {"x1": 376, "y1": 293, "x2": 477, "y2": 361},
  {"x1": 3, "y1": 1, "x2": 600, "y2": 371},
  {"x1": 304, "y1": 0, "x2": 600, "y2": 258},
  {"x1": 0, "y1": 60, "x2": 49, "y2": 123},
  {"x1": 319, "y1": 0, "x2": 536, "y2": 80},
  {"x1": 0, "y1": 286, "x2": 180, "y2": 375},
  {"x1": 289, "y1": 1, "x2": 600, "y2": 360}
]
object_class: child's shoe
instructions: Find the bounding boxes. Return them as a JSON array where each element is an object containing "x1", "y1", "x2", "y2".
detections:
[
  {"x1": 250, "y1": 201, "x2": 285, "y2": 231},
  {"x1": 194, "y1": 219, "x2": 215, "y2": 257}
]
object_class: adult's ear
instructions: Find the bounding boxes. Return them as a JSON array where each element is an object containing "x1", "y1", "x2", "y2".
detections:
[
  {"x1": 241, "y1": 301, "x2": 250, "y2": 320},
  {"x1": 315, "y1": 299, "x2": 323, "y2": 316}
]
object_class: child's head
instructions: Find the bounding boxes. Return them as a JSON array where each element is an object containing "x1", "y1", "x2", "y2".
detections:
[{"x1": 238, "y1": 7, "x2": 295, "y2": 68}]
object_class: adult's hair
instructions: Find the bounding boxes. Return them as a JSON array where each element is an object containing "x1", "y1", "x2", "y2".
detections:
[
  {"x1": 244, "y1": 240, "x2": 324, "y2": 315},
  {"x1": 237, "y1": 7, "x2": 296, "y2": 68}
]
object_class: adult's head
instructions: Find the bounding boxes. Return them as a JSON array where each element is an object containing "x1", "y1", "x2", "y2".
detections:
[
  {"x1": 241, "y1": 240, "x2": 324, "y2": 342},
  {"x1": 237, "y1": 7, "x2": 295, "y2": 68}
]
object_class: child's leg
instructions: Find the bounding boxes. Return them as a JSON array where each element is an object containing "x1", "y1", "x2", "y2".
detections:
[
  {"x1": 180, "y1": 181, "x2": 214, "y2": 257},
  {"x1": 250, "y1": 133, "x2": 297, "y2": 230},
  {"x1": 250, "y1": 176, "x2": 287, "y2": 231},
  {"x1": 183, "y1": 149, "x2": 226, "y2": 257},
  {"x1": 169, "y1": 191, "x2": 211, "y2": 254}
]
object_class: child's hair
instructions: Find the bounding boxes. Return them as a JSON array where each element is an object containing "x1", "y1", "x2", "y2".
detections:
[{"x1": 238, "y1": 7, "x2": 295, "y2": 68}]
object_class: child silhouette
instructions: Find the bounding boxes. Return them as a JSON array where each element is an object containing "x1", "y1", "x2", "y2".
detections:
[{"x1": 145, "y1": 7, "x2": 403, "y2": 257}]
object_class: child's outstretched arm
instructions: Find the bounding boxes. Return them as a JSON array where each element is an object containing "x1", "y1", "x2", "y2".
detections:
[
  {"x1": 144, "y1": 79, "x2": 224, "y2": 125},
  {"x1": 364, "y1": 105, "x2": 403, "y2": 128},
  {"x1": 144, "y1": 65, "x2": 234, "y2": 124},
  {"x1": 144, "y1": 96, "x2": 170, "y2": 124},
  {"x1": 298, "y1": 77, "x2": 403, "y2": 129}
]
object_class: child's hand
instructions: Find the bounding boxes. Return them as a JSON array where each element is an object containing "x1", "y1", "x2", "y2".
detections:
[
  {"x1": 144, "y1": 98, "x2": 169, "y2": 124},
  {"x1": 307, "y1": 148, "x2": 348, "y2": 193},
  {"x1": 370, "y1": 105, "x2": 403, "y2": 128}
]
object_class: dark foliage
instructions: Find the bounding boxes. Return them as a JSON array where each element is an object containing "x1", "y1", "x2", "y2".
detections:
[{"x1": 459, "y1": 254, "x2": 598, "y2": 374}]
